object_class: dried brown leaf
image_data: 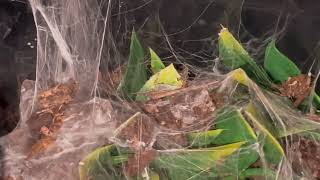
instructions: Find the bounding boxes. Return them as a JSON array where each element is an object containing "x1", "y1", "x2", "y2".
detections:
[
  {"x1": 280, "y1": 74, "x2": 312, "y2": 107},
  {"x1": 27, "y1": 80, "x2": 78, "y2": 159}
]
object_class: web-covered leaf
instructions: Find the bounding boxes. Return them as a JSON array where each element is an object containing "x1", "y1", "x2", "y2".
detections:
[
  {"x1": 79, "y1": 145, "x2": 132, "y2": 180},
  {"x1": 153, "y1": 142, "x2": 246, "y2": 179},
  {"x1": 136, "y1": 64, "x2": 184, "y2": 101},
  {"x1": 187, "y1": 129, "x2": 224, "y2": 147},
  {"x1": 150, "y1": 48, "x2": 165, "y2": 74},
  {"x1": 246, "y1": 103, "x2": 285, "y2": 164},
  {"x1": 219, "y1": 28, "x2": 273, "y2": 89},
  {"x1": 213, "y1": 107, "x2": 257, "y2": 145},
  {"x1": 118, "y1": 31, "x2": 148, "y2": 100}
]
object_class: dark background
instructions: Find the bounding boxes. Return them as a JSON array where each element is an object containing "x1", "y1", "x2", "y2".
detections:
[{"x1": 1, "y1": 0, "x2": 320, "y2": 135}]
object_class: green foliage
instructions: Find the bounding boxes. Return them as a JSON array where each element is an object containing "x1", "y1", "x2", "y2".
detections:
[
  {"x1": 218, "y1": 28, "x2": 273, "y2": 89},
  {"x1": 313, "y1": 92, "x2": 320, "y2": 109},
  {"x1": 136, "y1": 64, "x2": 183, "y2": 101},
  {"x1": 246, "y1": 103, "x2": 284, "y2": 164},
  {"x1": 79, "y1": 145, "x2": 132, "y2": 180},
  {"x1": 187, "y1": 129, "x2": 224, "y2": 147},
  {"x1": 153, "y1": 142, "x2": 246, "y2": 179},
  {"x1": 213, "y1": 107, "x2": 257, "y2": 145},
  {"x1": 264, "y1": 40, "x2": 320, "y2": 109},
  {"x1": 218, "y1": 28, "x2": 251, "y2": 68},
  {"x1": 118, "y1": 30, "x2": 148, "y2": 100},
  {"x1": 87, "y1": 27, "x2": 320, "y2": 180},
  {"x1": 218, "y1": 148, "x2": 260, "y2": 177},
  {"x1": 264, "y1": 40, "x2": 301, "y2": 83},
  {"x1": 150, "y1": 48, "x2": 165, "y2": 74},
  {"x1": 239, "y1": 168, "x2": 276, "y2": 180}
]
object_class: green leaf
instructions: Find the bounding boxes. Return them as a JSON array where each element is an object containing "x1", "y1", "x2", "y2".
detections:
[
  {"x1": 207, "y1": 107, "x2": 260, "y2": 176},
  {"x1": 136, "y1": 64, "x2": 183, "y2": 101},
  {"x1": 118, "y1": 30, "x2": 148, "y2": 99},
  {"x1": 150, "y1": 48, "x2": 165, "y2": 74},
  {"x1": 153, "y1": 142, "x2": 245, "y2": 180},
  {"x1": 245, "y1": 103, "x2": 285, "y2": 164},
  {"x1": 187, "y1": 129, "x2": 224, "y2": 147},
  {"x1": 264, "y1": 40, "x2": 320, "y2": 109},
  {"x1": 264, "y1": 40, "x2": 301, "y2": 83},
  {"x1": 239, "y1": 168, "x2": 276, "y2": 180},
  {"x1": 79, "y1": 145, "x2": 132, "y2": 180},
  {"x1": 219, "y1": 28, "x2": 251, "y2": 68},
  {"x1": 213, "y1": 107, "x2": 257, "y2": 145},
  {"x1": 313, "y1": 93, "x2": 320, "y2": 109},
  {"x1": 219, "y1": 147, "x2": 260, "y2": 178},
  {"x1": 218, "y1": 28, "x2": 272, "y2": 89}
]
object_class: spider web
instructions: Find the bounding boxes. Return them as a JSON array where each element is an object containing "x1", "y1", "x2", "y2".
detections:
[{"x1": 1, "y1": 0, "x2": 320, "y2": 179}]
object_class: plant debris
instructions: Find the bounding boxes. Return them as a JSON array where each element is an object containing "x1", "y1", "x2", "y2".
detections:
[
  {"x1": 143, "y1": 88, "x2": 216, "y2": 129},
  {"x1": 155, "y1": 133, "x2": 188, "y2": 149},
  {"x1": 26, "y1": 79, "x2": 78, "y2": 159},
  {"x1": 144, "y1": 80, "x2": 220, "y2": 101},
  {"x1": 280, "y1": 74, "x2": 312, "y2": 107},
  {"x1": 114, "y1": 112, "x2": 156, "y2": 150},
  {"x1": 98, "y1": 65, "x2": 126, "y2": 95},
  {"x1": 307, "y1": 114, "x2": 320, "y2": 122},
  {"x1": 124, "y1": 149, "x2": 157, "y2": 177}
]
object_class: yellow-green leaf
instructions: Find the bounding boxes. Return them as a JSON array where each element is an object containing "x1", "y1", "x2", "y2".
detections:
[
  {"x1": 231, "y1": 68, "x2": 250, "y2": 86},
  {"x1": 245, "y1": 103, "x2": 285, "y2": 164},
  {"x1": 219, "y1": 27, "x2": 272, "y2": 89},
  {"x1": 150, "y1": 48, "x2": 165, "y2": 74},
  {"x1": 187, "y1": 129, "x2": 224, "y2": 147},
  {"x1": 79, "y1": 145, "x2": 131, "y2": 180},
  {"x1": 136, "y1": 63, "x2": 183, "y2": 101},
  {"x1": 219, "y1": 28, "x2": 250, "y2": 68},
  {"x1": 150, "y1": 171, "x2": 160, "y2": 180},
  {"x1": 153, "y1": 142, "x2": 245, "y2": 179}
]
